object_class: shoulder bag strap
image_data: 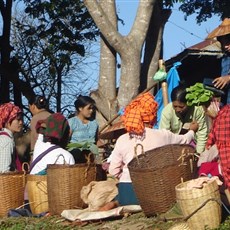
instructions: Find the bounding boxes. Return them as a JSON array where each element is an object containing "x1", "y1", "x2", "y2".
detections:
[
  {"x1": 30, "y1": 145, "x2": 60, "y2": 172},
  {"x1": 0, "y1": 132, "x2": 11, "y2": 138}
]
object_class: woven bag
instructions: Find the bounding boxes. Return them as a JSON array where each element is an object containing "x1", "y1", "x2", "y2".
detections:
[
  {"x1": 47, "y1": 154, "x2": 96, "y2": 215},
  {"x1": 128, "y1": 144, "x2": 196, "y2": 217},
  {"x1": 0, "y1": 171, "x2": 25, "y2": 217},
  {"x1": 176, "y1": 179, "x2": 221, "y2": 230},
  {"x1": 27, "y1": 174, "x2": 48, "y2": 214}
]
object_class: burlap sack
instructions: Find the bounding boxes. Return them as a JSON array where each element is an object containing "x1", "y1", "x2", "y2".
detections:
[{"x1": 80, "y1": 180, "x2": 118, "y2": 211}]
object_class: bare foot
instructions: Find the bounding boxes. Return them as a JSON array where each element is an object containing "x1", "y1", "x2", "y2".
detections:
[{"x1": 98, "y1": 201, "x2": 119, "y2": 211}]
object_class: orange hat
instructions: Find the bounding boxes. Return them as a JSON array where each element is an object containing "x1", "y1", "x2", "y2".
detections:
[
  {"x1": 122, "y1": 92, "x2": 158, "y2": 136},
  {"x1": 207, "y1": 18, "x2": 230, "y2": 39}
]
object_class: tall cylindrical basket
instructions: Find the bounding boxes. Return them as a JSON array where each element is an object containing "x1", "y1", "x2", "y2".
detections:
[
  {"x1": 175, "y1": 179, "x2": 221, "y2": 230},
  {"x1": 47, "y1": 162, "x2": 96, "y2": 215},
  {"x1": 128, "y1": 144, "x2": 196, "y2": 217},
  {"x1": 0, "y1": 171, "x2": 25, "y2": 217},
  {"x1": 27, "y1": 174, "x2": 48, "y2": 214}
]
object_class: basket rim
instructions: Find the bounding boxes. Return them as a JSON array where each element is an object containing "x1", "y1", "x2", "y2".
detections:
[
  {"x1": 0, "y1": 171, "x2": 25, "y2": 176},
  {"x1": 128, "y1": 144, "x2": 195, "y2": 169},
  {"x1": 47, "y1": 163, "x2": 96, "y2": 169}
]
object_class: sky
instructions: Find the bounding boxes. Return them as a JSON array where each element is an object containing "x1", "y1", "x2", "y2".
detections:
[{"x1": 116, "y1": 1, "x2": 221, "y2": 60}]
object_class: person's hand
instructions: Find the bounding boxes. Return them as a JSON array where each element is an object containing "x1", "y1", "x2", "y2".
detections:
[
  {"x1": 189, "y1": 121, "x2": 199, "y2": 133},
  {"x1": 212, "y1": 76, "x2": 230, "y2": 89}
]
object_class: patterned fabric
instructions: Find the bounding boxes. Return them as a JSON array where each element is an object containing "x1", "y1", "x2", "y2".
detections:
[
  {"x1": 122, "y1": 92, "x2": 158, "y2": 135},
  {"x1": 68, "y1": 116, "x2": 98, "y2": 143},
  {"x1": 36, "y1": 113, "x2": 70, "y2": 141},
  {"x1": 0, "y1": 103, "x2": 22, "y2": 129},
  {"x1": 206, "y1": 105, "x2": 230, "y2": 188},
  {"x1": 221, "y1": 55, "x2": 230, "y2": 104}
]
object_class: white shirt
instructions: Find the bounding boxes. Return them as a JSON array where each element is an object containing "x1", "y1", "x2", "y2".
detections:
[
  {"x1": 0, "y1": 128, "x2": 14, "y2": 172},
  {"x1": 30, "y1": 134, "x2": 75, "y2": 174}
]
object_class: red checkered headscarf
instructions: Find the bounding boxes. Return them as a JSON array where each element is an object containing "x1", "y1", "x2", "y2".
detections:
[
  {"x1": 0, "y1": 103, "x2": 22, "y2": 129},
  {"x1": 122, "y1": 92, "x2": 158, "y2": 136},
  {"x1": 36, "y1": 113, "x2": 70, "y2": 147}
]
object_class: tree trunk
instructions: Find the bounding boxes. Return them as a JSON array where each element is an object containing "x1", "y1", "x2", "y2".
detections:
[
  {"x1": 91, "y1": 0, "x2": 118, "y2": 122},
  {"x1": 84, "y1": 0, "x2": 157, "y2": 109},
  {"x1": 0, "y1": 0, "x2": 12, "y2": 103}
]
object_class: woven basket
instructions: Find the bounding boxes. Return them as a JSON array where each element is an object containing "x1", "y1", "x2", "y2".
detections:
[
  {"x1": 176, "y1": 179, "x2": 221, "y2": 230},
  {"x1": 128, "y1": 144, "x2": 196, "y2": 217},
  {"x1": 27, "y1": 174, "x2": 48, "y2": 214},
  {"x1": 47, "y1": 161, "x2": 96, "y2": 215},
  {"x1": 0, "y1": 171, "x2": 25, "y2": 217}
]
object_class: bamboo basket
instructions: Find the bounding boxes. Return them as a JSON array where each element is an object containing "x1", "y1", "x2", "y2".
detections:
[
  {"x1": 175, "y1": 179, "x2": 221, "y2": 230},
  {"x1": 27, "y1": 174, "x2": 48, "y2": 214},
  {"x1": 47, "y1": 159, "x2": 96, "y2": 215},
  {"x1": 128, "y1": 144, "x2": 196, "y2": 217},
  {"x1": 0, "y1": 171, "x2": 25, "y2": 217}
]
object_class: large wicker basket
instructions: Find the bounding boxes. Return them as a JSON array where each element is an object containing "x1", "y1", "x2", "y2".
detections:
[
  {"x1": 128, "y1": 144, "x2": 196, "y2": 217},
  {"x1": 47, "y1": 162, "x2": 96, "y2": 215},
  {"x1": 0, "y1": 171, "x2": 25, "y2": 217},
  {"x1": 27, "y1": 174, "x2": 48, "y2": 215},
  {"x1": 176, "y1": 179, "x2": 221, "y2": 230}
]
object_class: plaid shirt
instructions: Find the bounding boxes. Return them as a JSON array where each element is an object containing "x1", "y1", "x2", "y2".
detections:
[
  {"x1": 221, "y1": 54, "x2": 230, "y2": 104},
  {"x1": 207, "y1": 105, "x2": 230, "y2": 188}
]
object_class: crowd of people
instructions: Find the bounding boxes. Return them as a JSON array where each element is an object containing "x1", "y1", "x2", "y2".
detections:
[{"x1": 0, "y1": 18, "x2": 229, "y2": 216}]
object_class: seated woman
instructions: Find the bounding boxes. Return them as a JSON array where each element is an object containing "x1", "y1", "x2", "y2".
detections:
[
  {"x1": 30, "y1": 113, "x2": 75, "y2": 175},
  {"x1": 108, "y1": 92, "x2": 199, "y2": 206},
  {"x1": 28, "y1": 95, "x2": 51, "y2": 153},
  {"x1": 68, "y1": 95, "x2": 99, "y2": 163},
  {"x1": 159, "y1": 84, "x2": 208, "y2": 154},
  {"x1": 0, "y1": 103, "x2": 23, "y2": 172}
]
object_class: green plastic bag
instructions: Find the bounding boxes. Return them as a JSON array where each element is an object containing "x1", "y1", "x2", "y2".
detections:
[{"x1": 153, "y1": 68, "x2": 167, "y2": 81}]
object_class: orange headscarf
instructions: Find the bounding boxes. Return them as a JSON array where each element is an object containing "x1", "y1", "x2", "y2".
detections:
[
  {"x1": 0, "y1": 102, "x2": 22, "y2": 129},
  {"x1": 122, "y1": 92, "x2": 158, "y2": 135}
]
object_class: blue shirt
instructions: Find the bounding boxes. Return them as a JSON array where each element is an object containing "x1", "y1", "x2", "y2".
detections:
[
  {"x1": 221, "y1": 54, "x2": 230, "y2": 104},
  {"x1": 68, "y1": 116, "x2": 98, "y2": 143}
]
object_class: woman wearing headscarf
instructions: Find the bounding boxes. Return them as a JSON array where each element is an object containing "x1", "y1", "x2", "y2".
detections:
[
  {"x1": 30, "y1": 113, "x2": 75, "y2": 175},
  {"x1": 0, "y1": 102, "x2": 23, "y2": 172},
  {"x1": 108, "y1": 92, "x2": 199, "y2": 206}
]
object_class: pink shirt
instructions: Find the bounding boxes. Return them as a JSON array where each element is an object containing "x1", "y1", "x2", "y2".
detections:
[{"x1": 108, "y1": 128, "x2": 195, "y2": 183}]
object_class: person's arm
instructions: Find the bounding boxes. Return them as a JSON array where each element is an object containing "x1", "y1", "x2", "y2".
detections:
[
  {"x1": 167, "y1": 121, "x2": 198, "y2": 144},
  {"x1": 194, "y1": 107, "x2": 208, "y2": 153},
  {"x1": 108, "y1": 139, "x2": 124, "y2": 179}
]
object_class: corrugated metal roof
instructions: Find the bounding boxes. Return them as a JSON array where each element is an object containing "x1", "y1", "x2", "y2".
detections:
[
  {"x1": 188, "y1": 39, "x2": 221, "y2": 52},
  {"x1": 166, "y1": 39, "x2": 223, "y2": 68}
]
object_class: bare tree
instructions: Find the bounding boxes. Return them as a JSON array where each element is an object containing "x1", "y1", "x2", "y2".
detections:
[{"x1": 84, "y1": 0, "x2": 171, "y2": 124}]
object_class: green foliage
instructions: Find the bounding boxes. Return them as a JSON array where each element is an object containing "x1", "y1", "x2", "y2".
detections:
[
  {"x1": 22, "y1": 0, "x2": 99, "y2": 57},
  {"x1": 178, "y1": 0, "x2": 230, "y2": 23},
  {"x1": 186, "y1": 83, "x2": 213, "y2": 106},
  {"x1": 67, "y1": 142, "x2": 99, "y2": 155}
]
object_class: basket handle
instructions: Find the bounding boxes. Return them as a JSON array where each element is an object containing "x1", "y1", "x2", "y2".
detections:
[
  {"x1": 84, "y1": 152, "x2": 95, "y2": 180},
  {"x1": 183, "y1": 197, "x2": 221, "y2": 221},
  {"x1": 36, "y1": 180, "x2": 48, "y2": 194},
  {"x1": 53, "y1": 154, "x2": 67, "y2": 165},
  {"x1": 133, "y1": 143, "x2": 144, "y2": 165},
  {"x1": 177, "y1": 148, "x2": 195, "y2": 173}
]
